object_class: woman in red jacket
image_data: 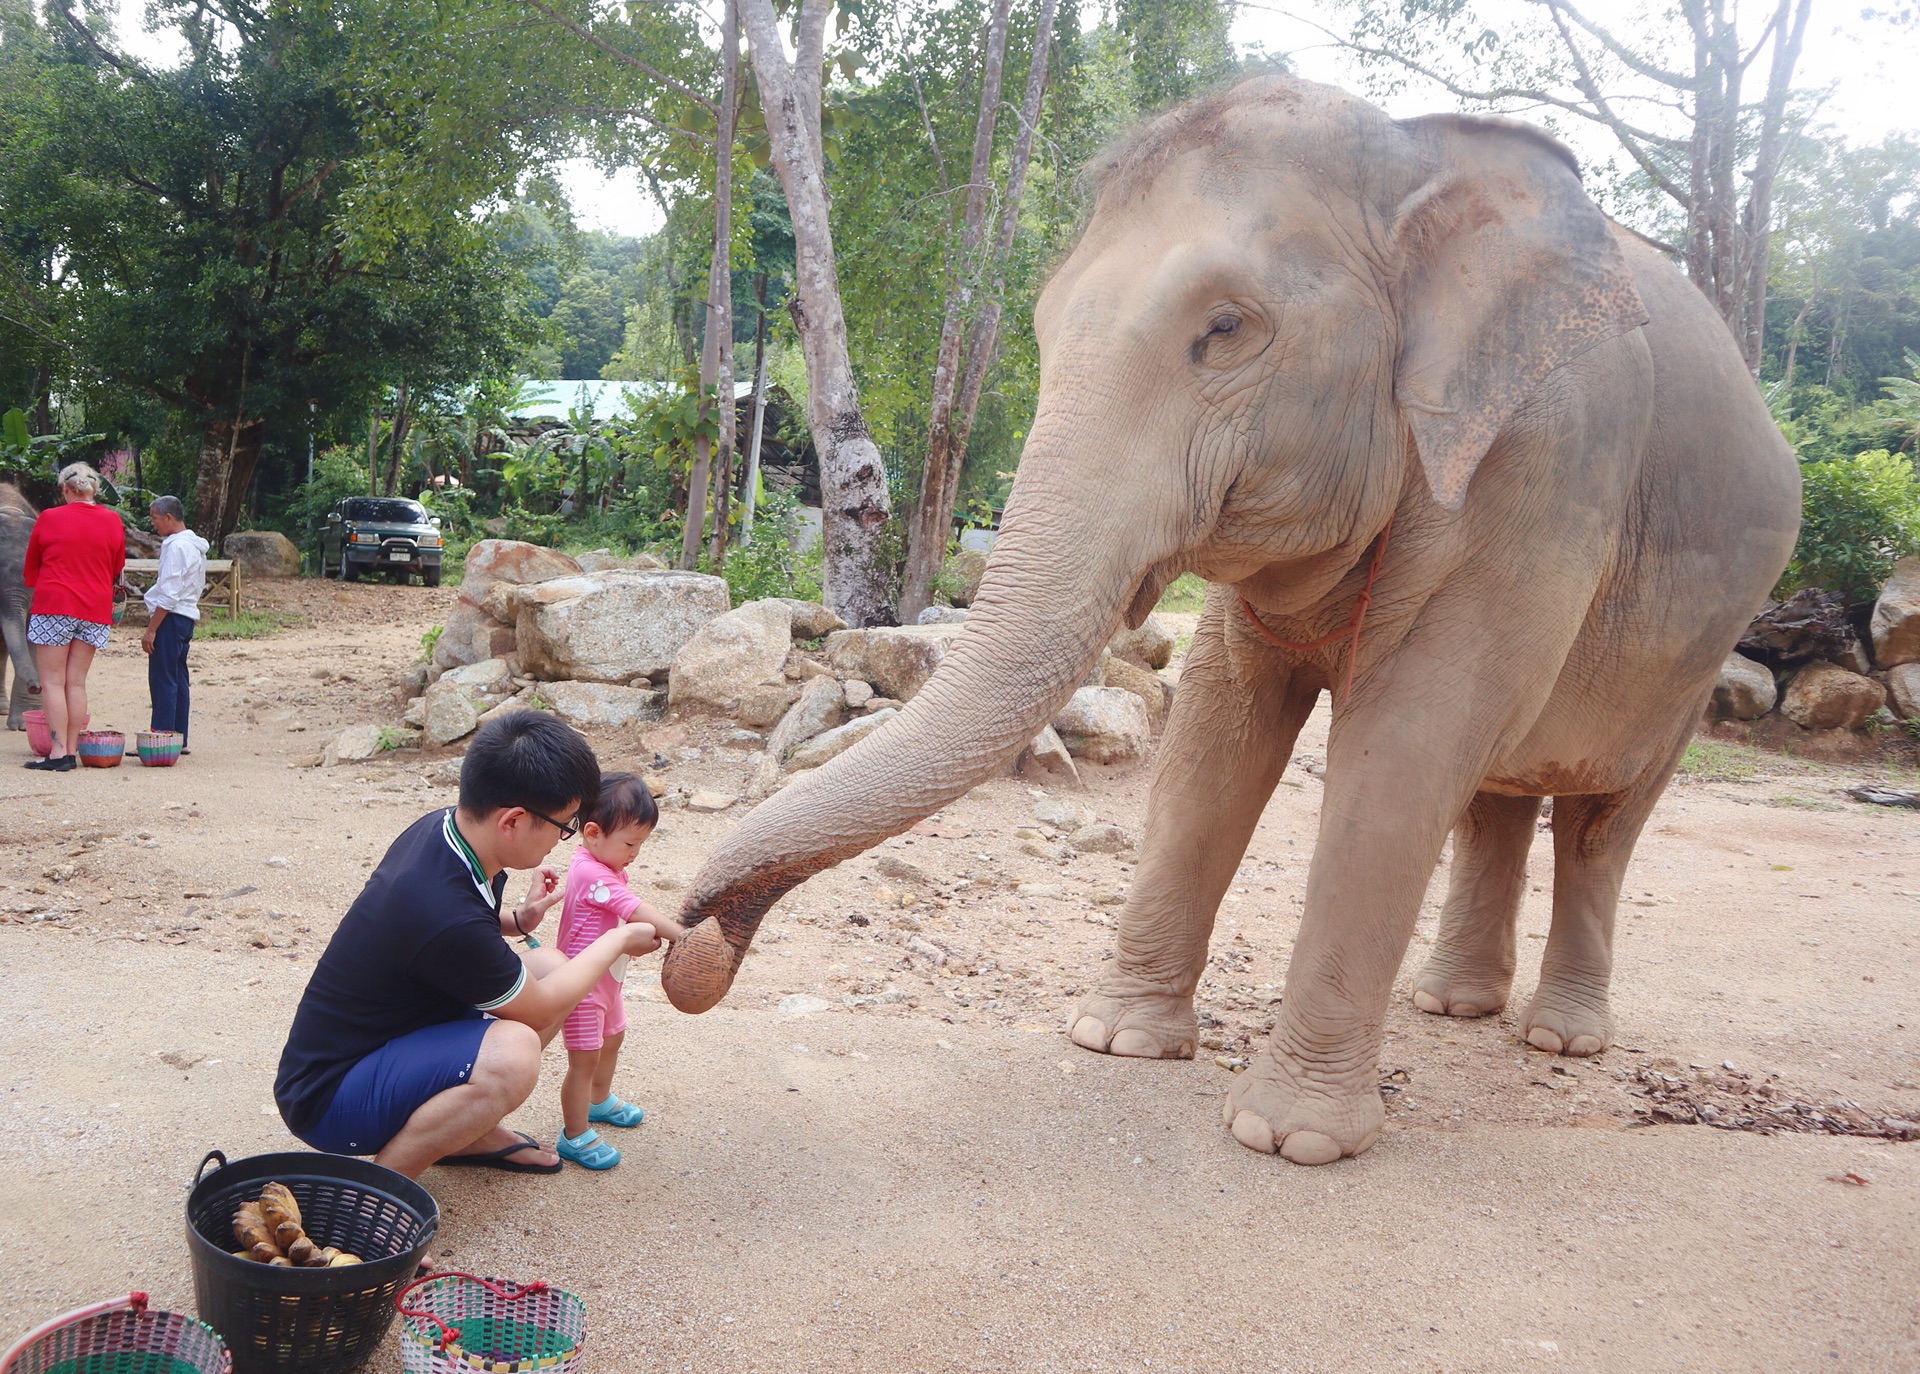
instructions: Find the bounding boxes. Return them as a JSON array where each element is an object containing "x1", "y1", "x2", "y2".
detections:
[{"x1": 22, "y1": 463, "x2": 126, "y2": 771}]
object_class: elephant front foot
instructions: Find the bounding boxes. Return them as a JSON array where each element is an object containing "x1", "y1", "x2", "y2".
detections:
[
  {"x1": 1222, "y1": 1046, "x2": 1384, "y2": 1165},
  {"x1": 1068, "y1": 987, "x2": 1196, "y2": 1060},
  {"x1": 1410, "y1": 964, "x2": 1512, "y2": 1019},
  {"x1": 1518, "y1": 987, "x2": 1613, "y2": 1057}
]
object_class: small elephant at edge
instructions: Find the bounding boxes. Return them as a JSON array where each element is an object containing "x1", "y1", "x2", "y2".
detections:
[
  {"x1": 1, "y1": 483, "x2": 40, "y2": 729},
  {"x1": 657, "y1": 79, "x2": 1801, "y2": 1165}
]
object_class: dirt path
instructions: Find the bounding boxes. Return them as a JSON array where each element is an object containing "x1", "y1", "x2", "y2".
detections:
[{"x1": 2, "y1": 581, "x2": 1918, "y2": 1370}]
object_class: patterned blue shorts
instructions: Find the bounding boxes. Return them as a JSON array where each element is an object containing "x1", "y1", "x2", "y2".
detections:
[{"x1": 27, "y1": 614, "x2": 110, "y2": 650}]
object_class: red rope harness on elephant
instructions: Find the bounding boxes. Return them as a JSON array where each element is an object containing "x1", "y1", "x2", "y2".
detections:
[{"x1": 1237, "y1": 515, "x2": 1394, "y2": 698}]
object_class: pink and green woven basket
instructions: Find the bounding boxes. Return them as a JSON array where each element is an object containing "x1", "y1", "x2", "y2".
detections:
[{"x1": 0, "y1": 1292, "x2": 230, "y2": 1374}]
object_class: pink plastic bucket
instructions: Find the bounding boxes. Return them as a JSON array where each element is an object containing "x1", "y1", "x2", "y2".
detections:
[{"x1": 23, "y1": 708, "x2": 51, "y2": 757}]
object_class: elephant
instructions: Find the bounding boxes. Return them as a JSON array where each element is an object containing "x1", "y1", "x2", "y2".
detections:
[
  {"x1": 0, "y1": 484, "x2": 39, "y2": 729},
  {"x1": 658, "y1": 78, "x2": 1801, "y2": 1164}
]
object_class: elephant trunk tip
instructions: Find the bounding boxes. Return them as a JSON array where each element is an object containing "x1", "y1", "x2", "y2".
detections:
[{"x1": 660, "y1": 919, "x2": 740, "y2": 1014}]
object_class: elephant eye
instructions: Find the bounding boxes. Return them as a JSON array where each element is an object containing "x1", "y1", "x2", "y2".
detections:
[
  {"x1": 1191, "y1": 312, "x2": 1244, "y2": 364},
  {"x1": 1207, "y1": 314, "x2": 1240, "y2": 336}
]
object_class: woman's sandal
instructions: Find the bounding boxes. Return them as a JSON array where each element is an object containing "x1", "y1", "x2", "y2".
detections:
[
  {"x1": 556, "y1": 1127, "x2": 621, "y2": 1170},
  {"x1": 587, "y1": 1095, "x2": 645, "y2": 1128},
  {"x1": 24, "y1": 756, "x2": 76, "y2": 772}
]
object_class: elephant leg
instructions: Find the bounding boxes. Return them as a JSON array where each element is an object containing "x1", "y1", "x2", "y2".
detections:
[
  {"x1": 2, "y1": 597, "x2": 35, "y2": 730},
  {"x1": 1411, "y1": 791, "x2": 1543, "y2": 1018},
  {"x1": 1520, "y1": 734, "x2": 1687, "y2": 1057},
  {"x1": 1071, "y1": 590, "x2": 1319, "y2": 1060}
]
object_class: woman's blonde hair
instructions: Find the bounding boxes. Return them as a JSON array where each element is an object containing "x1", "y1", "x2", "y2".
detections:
[{"x1": 58, "y1": 462, "x2": 102, "y2": 499}]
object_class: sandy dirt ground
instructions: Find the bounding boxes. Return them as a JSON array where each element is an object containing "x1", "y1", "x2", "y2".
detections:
[{"x1": 2, "y1": 579, "x2": 1919, "y2": 1371}]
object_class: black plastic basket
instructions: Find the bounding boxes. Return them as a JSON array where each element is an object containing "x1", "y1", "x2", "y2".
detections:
[{"x1": 184, "y1": 1150, "x2": 439, "y2": 1374}]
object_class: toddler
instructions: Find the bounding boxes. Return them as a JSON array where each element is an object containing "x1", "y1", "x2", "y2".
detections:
[{"x1": 554, "y1": 772, "x2": 685, "y2": 1170}]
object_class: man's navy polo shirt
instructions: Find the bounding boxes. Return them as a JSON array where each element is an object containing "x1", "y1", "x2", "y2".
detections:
[{"x1": 275, "y1": 809, "x2": 523, "y2": 1137}]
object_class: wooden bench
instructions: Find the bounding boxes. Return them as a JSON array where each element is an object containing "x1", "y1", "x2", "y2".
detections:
[{"x1": 120, "y1": 559, "x2": 243, "y2": 618}]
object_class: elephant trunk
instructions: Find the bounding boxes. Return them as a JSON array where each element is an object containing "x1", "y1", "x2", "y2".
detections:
[{"x1": 660, "y1": 452, "x2": 1172, "y2": 1013}]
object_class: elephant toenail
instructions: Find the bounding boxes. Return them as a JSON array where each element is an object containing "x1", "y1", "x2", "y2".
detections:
[
  {"x1": 1278, "y1": 1130, "x2": 1342, "y2": 1166},
  {"x1": 1068, "y1": 1017, "x2": 1109, "y2": 1052},
  {"x1": 1230, "y1": 1110, "x2": 1277, "y2": 1153},
  {"x1": 1108, "y1": 1028, "x2": 1162, "y2": 1058},
  {"x1": 1412, "y1": 990, "x2": 1446, "y2": 1015},
  {"x1": 1566, "y1": 1034, "x2": 1606, "y2": 1056},
  {"x1": 1525, "y1": 1027, "x2": 1565, "y2": 1054}
]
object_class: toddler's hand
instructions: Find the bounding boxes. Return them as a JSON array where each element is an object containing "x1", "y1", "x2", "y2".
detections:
[
  {"x1": 640, "y1": 913, "x2": 689, "y2": 943},
  {"x1": 520, "y1": 866, "x2": 563, "y2": 927},
  {"x1": 620, "y1": 921, "x2": 662, "y2": 957}
]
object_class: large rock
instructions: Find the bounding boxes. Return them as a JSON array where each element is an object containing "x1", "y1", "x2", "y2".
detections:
[
  {"x1": 323, "y1": 723, "x2": 386, "y2": 766},
  {"x1": 738, "y1": 681, "x2": 800, "y2": 729},
  {"x1": 1886, "y1": 661, "x2": 1920, "y2": 721},
  {"x1": 1709, "y1": 653, "x2": 1776, "y2": 721},
  {"x1": 824, "y1": 628, "x2": 869, "y2": 678},
  {"x1": 1107, "y1": 614, "x2": 1177, "y2": 670},
  {"x1": 1779, "y1": 661, "x2": 1886, "y2": 731},
  {"x1": 461, "y1": 540, "x2": 583, "y2": 603},
  {"x1": 421, "y1": 677, "x2": 483, "y2": 746},
  {"x1": 916, "y1": 606, "x2": 969, "y2": 625},
  {"x1": 432, "y1": 601, "x2": 504, "y2": 671},
  {"x1": 668, "y1": 601, "x2": 794, "y2": 713},
  {"x1": 539, "y1": 680, "x2": 663, "y2": 729},
  {"x1": 941, "y1": 548, "x2": 989, "y2": 607},
  {"x1": 747, "y1": 675, "x2": 847, "y2": 799},
  {"x1": 772, "y1": 599, "x2": 846, "y2": 639},
  {"x1": 575, "y1": 548, "x2": 666, "y2": 573},
  {"x1": 1103, "y1": 653, "x2": 1171, "y2": 733},
  {"x1": 1021, "y1": 725, "x2": 1080, "y2": 784},
  {"x1": 514, "y1": 570, "x2": 731, "y2": 685},
  {"x1": 1052, "y1": 686, "x2": 1150, "y2": 764},
  {"x1": 858, "y1": 624, "x2": 968, "y2": 701},
  {"x1": 430, "y1": 541, "x2": 581, "y2": 671},
  {"x1": 443, "y1": 657, "x2": 514, "y2": 693},
  {"x1": 786, "y1": 707, "x2": 898, "y2": 772},
  {"x1": 1873, "y1": 556, "x2": 1920, "y2": 669},
  {"x1": 223, "y1": 531, "x2": 302, "y2": 580}
]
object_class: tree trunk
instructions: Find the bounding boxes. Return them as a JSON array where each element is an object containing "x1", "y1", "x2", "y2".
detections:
[
  {"x1": 682, "y1": 0, "x2": 740, "y2": 570},
  {"x1": 899, "y1": 0, "x2": 1058, "y2": 620},
  {"x1": 740, "y1": 0, "x2": 893, "y2": 626},
  {"x1": 383, "y1": 381, "x2": 411, "y2": 497},
  {"x1": 898, "y1": 0, "x2": 1012, "y2": 623},
  {"x1": 367, "y1": 407, "x2": 381, "y2": 495},
  {"x1": 193, "y1": 416, "x2": 266, "y2": 543},
  {"x1": 708, "y1": 2, "x2": 743, "y2": 568},
  {"x1": 742, "y1": 273, "x2": 771, "y2": 540}
]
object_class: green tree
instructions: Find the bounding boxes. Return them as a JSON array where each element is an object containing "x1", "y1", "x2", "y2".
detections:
[{"x1": 0, "y1": 0, "x2": 537, "y2": 536}]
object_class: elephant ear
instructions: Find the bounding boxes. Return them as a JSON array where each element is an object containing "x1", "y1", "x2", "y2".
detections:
[{"x1": 1390, "y1": 113, "x2": 1649, "y2": 510}]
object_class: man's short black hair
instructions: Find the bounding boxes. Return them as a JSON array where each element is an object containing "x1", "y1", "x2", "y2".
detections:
[
  {"x1": 583, "y1": 771, "x2": 658, "y2": 835},
  {"x1": 458, "y1": 711, "x2": 601, "y2": 820}
]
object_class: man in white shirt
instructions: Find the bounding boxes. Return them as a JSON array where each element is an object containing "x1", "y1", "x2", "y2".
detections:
[{"x1": 142, "y1": 496, "x2": 208, "y2": 755}]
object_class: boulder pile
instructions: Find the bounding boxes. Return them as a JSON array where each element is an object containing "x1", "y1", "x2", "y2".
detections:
[
  {"x1": 1709, "y1": 561, "x2": 1920, "y2": 742},
  {"x1": 333, "y1": 540, "x2": 1184, "y2": 805}
]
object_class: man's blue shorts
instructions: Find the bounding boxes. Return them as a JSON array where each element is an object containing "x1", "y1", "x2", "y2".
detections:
[{"x1": 297, "y1": 1013, "x2": 493, "y2": 1155}]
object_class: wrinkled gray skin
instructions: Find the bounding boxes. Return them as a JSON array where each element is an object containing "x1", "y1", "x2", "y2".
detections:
[
  {"x1": 659, "y1": 79, "x2": 1801, "y2": 1164},
  {"x1": 0, "y1": 485, "x2": 39, "y2": 729}
]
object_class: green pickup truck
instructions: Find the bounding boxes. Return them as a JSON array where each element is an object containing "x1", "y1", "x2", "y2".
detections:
[{"x1": 318, "y1": 496, "x2": 445, "y2": 585}]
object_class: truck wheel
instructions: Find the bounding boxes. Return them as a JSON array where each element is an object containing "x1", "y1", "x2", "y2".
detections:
[{"x1": 422, "y1": 566, "x2": 441, "y2": 587}]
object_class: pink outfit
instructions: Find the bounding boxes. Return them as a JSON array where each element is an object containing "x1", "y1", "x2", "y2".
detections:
[{"x1": 558, "y1": 848, "x2": 648, "y2": 1051}]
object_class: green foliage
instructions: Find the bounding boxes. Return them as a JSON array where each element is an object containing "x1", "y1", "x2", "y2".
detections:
[
  {"x1": 1677, "y1": 740, "x2": 1761, "y2": 782},
  {"x1": 1780, "y1": 449, "x2": 1920, "y2": 603},
  {"x1": 0, "y1": 407, "x2": 105, "y2": 485},
  {"x1": 1157, "y1": 572, "x2": 1209, "y2": 613},
  {"x1": 283, "y1": 448, "x2": 372, "y2": 561},
  {"x1": 714, "y1": 490, "x2": 823, "y2": 606},
  {"x1": 197, "y1": 608, "x2": 302, "y2": 641},
  {"x1": 419, "y1": 625, "x2": 443, "y2": 662}
]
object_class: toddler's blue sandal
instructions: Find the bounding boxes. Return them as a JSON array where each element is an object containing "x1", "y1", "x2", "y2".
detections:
[
  {"x1": 557, "y1": 1127, "x2": 621, "y2": 1170},
  {"x1": 588, "y1": 1095, "x2": 645, "y2": 1127}
]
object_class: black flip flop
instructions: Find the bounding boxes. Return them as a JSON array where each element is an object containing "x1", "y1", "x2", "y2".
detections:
[{"x1": 435, "y1": 1130, "x2": 562, "y2": 1174}]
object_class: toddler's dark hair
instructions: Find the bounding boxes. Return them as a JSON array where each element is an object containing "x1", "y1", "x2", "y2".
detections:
[
  {"x1": 460, "y1": 711, "x2": 601, "y2": 819},
  {"x1": 583, "y1": 771, "x2": 658, "y2": 834}
]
